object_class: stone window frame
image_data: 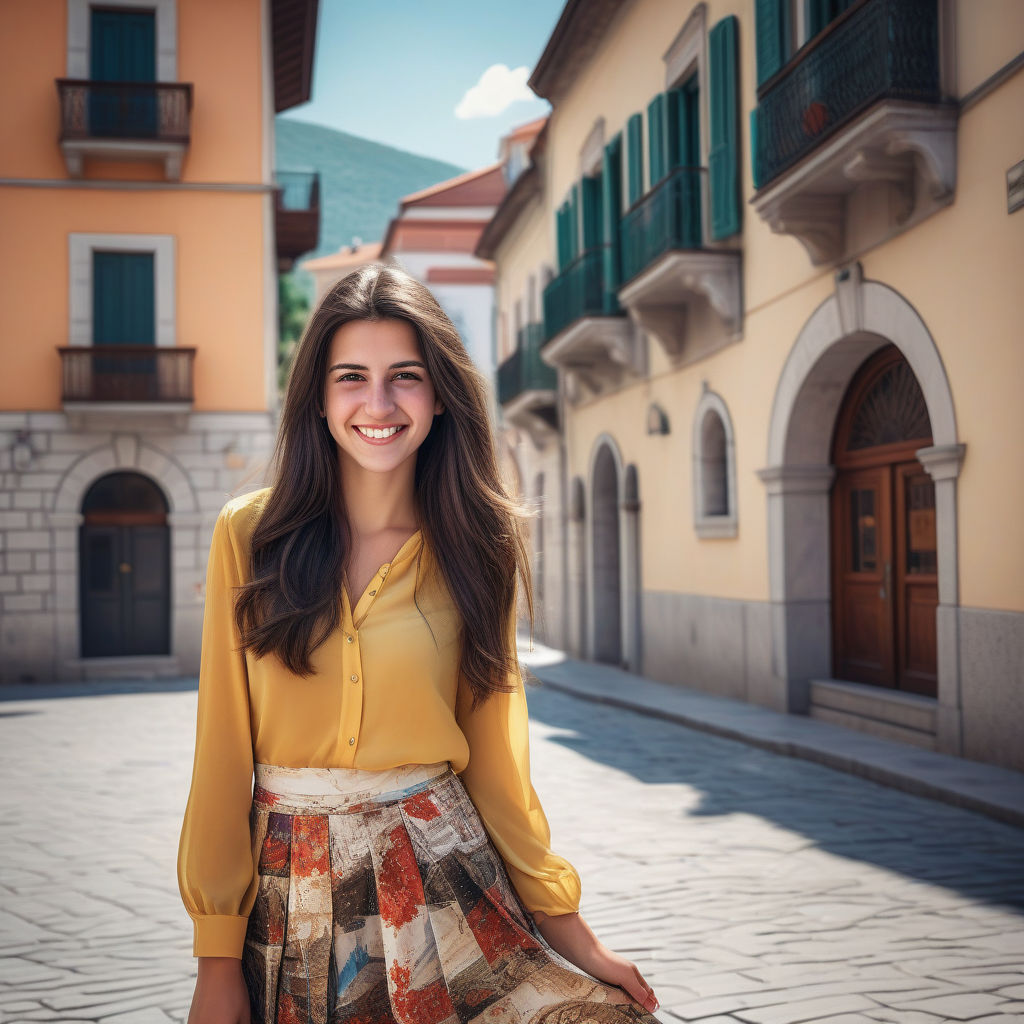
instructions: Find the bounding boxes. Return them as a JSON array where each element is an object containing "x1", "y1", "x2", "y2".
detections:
[
  {"x1": 67, "y1": 0, "x2": 179, "y2": 81},
  {"x1": 692, "y1": 386, "x2": 738, "y2": 538},
  {"x1": 69, "y1": 233, "x2": 176, "y2": 347}
]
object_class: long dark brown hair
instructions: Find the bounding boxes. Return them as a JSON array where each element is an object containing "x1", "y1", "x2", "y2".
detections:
[{"x1": 234, "y1": 262, "x2": 535, "y2": 709}]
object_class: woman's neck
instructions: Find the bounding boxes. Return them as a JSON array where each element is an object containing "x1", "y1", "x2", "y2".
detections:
[{"x1": 339, "y1": 458, "x2": 419, "y2": 539}]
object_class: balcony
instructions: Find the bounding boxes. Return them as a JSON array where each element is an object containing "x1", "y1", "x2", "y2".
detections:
[
  {"x1": 541, "y1": 246, "x2": 642, "y2": 401},
  {"x1": 617, "y1": 165, "x2": 742, "y2": 359},
  {"x1": 275, "y1": 170, "x2": 321, "y2": 272},
  {"x1": 751, "y1": 0, "x2": 955, "y2": 265},
  {"x1": 56, "y1": 79, "x2": 193, "y2": 179},
  {"x1": 497, "y1": 324, "x2": 558, "y2": 443},
  {"x1": 58, "y1": 345, "x2": 195, "y2": 429}
]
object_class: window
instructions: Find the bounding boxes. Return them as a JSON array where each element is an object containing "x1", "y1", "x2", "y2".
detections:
[
  {"x1": 67, "y1": 0, "x2": 178, "y2": 81},
  {"x1": 693, "y1": 388, "x2": 738, "y2": 537},
  {"x1": 69, "y1": 234, "x2": 175, "y2": 348},
  {"x1": 755, "y1": 0, "x2": 859, "y2": 87}
]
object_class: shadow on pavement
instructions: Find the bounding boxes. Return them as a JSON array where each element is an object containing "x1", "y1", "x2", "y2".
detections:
[
  {"x1": 525, "y1": 678, "x2": 1024, "y2": 917},
  {"x1": 0, "y1": 677, "x2": 199, "y2": 701}
]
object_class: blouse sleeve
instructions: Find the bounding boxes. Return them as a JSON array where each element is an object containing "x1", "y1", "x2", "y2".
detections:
[
  {"x1": 454, "y1": 591, "x2": 582, "y2": 917},
  {"x1": 176, "y1": 505, "x2": 258, "y2": 958}
]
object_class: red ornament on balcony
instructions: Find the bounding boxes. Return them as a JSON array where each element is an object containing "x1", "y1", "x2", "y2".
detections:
[{"x1": 801, "y1": 101, "x2": 828, "y2": 137}]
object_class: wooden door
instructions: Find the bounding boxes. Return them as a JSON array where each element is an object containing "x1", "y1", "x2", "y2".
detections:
[
  {"x1": 80, "y1": 521, "x2": 170, "y2": 656},
  {"x1": 830, "y1": 345, "x2": 937, "y2": 696},
  {"x1": 832, "y1": 466, "x2": 895, "y2": 686},
  {"x1": 80, "y1": 472, "x2": 170, "y2": 658},
  {"x1": 894, "y1": 462, "x2": 938, "y2": 694}
]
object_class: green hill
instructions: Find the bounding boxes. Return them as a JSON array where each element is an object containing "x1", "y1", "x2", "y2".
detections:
[{"x1": 274, "y1": 117, "x2": 467, "y2": 262}]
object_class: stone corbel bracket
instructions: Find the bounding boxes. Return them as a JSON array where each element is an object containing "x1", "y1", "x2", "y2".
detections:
[
  {"x1": 618, "y1": 250, "x2": 743, "y2": 358},
  {"x1": 541, "y1": 317, "x2": 644, "y2": 405},
  {"x1": 752, "y1": 100, "x2": 958, "y2": 266}
]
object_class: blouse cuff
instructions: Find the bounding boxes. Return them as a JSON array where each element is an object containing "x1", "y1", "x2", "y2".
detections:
[
  {"x1": 506, "y1": 863, "x2": 582, "y2": 917},
  {"x1": 190, "y1": 913, "x2": 251, "y2": 959}
]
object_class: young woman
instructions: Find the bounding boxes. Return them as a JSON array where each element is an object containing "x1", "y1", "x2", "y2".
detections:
[{"x1": 178, "y1": 263, "x2": 662, "y2": 1024}]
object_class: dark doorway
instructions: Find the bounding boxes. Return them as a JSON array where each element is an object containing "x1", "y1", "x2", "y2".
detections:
[
  {"x1": 80, "y1": 472, "x2": 170, "y2": 657},
  {"x1": 830, "y1": 345, "x2": 937, "y2": 695},
  {"x1": 592, "y1": 444, "x2": 622, "y2": 665}
]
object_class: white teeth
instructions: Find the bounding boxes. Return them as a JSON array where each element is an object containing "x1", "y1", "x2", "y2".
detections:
[{"x1": 357, "y1": 425, "x2": 402, "y2": 439}]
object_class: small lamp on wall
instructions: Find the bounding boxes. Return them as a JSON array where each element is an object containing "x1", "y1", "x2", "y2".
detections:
[{"x1": 646, "y1": 403, "x2": 670, "y2": 435}]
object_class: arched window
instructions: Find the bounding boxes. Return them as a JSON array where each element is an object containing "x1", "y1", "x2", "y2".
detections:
[{"x1": 692, "y1": 388, "x2": 737, "y2": 537}]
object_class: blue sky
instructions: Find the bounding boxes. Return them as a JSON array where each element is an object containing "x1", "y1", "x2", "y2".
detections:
[{"x1": 279, "y1": 0, "x2": 567, "y2": 171}]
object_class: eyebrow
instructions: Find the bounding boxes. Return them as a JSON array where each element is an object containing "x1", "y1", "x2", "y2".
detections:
[{"x1": 327, "y1": 360, "x2": 427, "y2": 372}]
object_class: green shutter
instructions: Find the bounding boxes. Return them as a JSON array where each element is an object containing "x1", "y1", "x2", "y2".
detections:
[
  {"x1": 561, "y1": 201, "x2": 569, "y2": 268},
  {"x1": 626, "y1": 112, "x2": 643, "y2": 205},
  {"x1": 666, "y1": 89, "x2": 681, "y2": 169},
  {"x1": 93, "y1": 252, "x2": 155, "y2": 345},
  {"x1": 668, "y1": 75, "x2": 700, "y2": 169},
  {"x1": 569, "y1": 183, "x2": 580, "y2": 260},
  {"x1": 601, "y1": 134, "x2": 623, "y2": 311},
  {"x1": 750, "y1": 109, "x2": 762, "y2": 190},
  {"x1": 709, "y1": 15, "x2": 740, "y2": 240},
  {"x1": 805, "y1": 0, "x2": 831, "y2": 38},
  {"x1": 647, "y1": 93, "x2": 667, "y2": 186},
  {"x1": 90, "y1": 9, "x2": 156, "y2": 81},
  {"x1": 755, "y1": 0, "x2": 790, "y2": 86},
  {"x1": 582, "y1": 175, "x2": 602, "y2": 250}
]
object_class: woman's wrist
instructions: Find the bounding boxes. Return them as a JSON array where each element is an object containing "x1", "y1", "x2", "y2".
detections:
[{"x1": 197, "y1": 955, "x2": 243, "y2": 975}]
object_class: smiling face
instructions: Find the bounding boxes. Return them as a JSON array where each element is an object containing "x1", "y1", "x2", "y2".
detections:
[{"x1": 322, "y1": 317, "x2": 444, "y2": 477}]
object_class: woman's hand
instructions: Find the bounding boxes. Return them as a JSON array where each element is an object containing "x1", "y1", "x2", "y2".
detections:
[
  {"x1": 187, "y1": 956, "x2": 251, "y2": 1024},
  {"x1": 532, "y1": 910, "x2": 659, "y2": 1014}
]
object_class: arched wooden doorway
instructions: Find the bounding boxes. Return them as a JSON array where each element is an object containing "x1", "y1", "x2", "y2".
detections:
[
  {"x1": 80, "y1": 471, "x2": 170, "y2": 657},
  {"x1": 830, "y1": 345, "x2": 936, "y2": 695}
]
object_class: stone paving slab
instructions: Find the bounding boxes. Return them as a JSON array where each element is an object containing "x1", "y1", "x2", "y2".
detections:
[
  {"x1": 0, "y1": 676, "x2": 1022, "y2": 1023},
  {"x1": 518, "y1": 639, "x2": 1024, "y2": 830}
]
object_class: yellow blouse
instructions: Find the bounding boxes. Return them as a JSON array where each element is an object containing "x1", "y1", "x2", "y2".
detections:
[{"x1": 176, "y1": 486, "x2": 582, "y2": 959}]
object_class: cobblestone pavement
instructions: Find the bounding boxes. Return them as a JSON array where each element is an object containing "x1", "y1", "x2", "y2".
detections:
[{"x1": 0, "y1": 679, "x2": 1022, "y2": 1023}]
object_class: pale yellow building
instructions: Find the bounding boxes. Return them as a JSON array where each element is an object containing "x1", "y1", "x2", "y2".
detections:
[{"x1": 478, "y1": 0, "x2": 1024, "y2": 773}]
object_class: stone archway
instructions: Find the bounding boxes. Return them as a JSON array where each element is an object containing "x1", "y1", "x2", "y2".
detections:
[
  {"x1": 758, "y1": 265, "x2": 964, "y2": 754},
  {"x1": 48, "y1": 436, "x2": 200, "y2": 671},
  {"x1": 588, "y1": 435, "x2": 624, "y2": 665}
]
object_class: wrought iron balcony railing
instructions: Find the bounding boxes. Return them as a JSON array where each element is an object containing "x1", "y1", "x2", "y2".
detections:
[
  {"x1": 542, "y1": 247, "x2": 613, "y2": 344},
  {"x1": 754, "y1": 0, "x2": 940, "y2": 188},
  {"x1": 497, "y1": 324, "x2": 556, "y2": 405},
  {"x1": 56, "y1": 79, "x2": 193, "y2": 142},
  {"x1": 619, "y1": 165, "x2": 704, "y2": 287},
  {"x1": 274, "y1": 170, "x2": 321, "y2": 269},
  {"x1": 58, "y1": 346, "x2": 195, "y2": 403}
]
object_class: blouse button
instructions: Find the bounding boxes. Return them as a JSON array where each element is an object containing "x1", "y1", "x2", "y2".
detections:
[
  {"x1": 350, "y1": 674, "x2": 358, "y2": 682},
  {"x1": 348, "y1": 736, "x2": 355, "y2": 745},
  {"x1": 346, "y1": 635, "x2": 354, "y2": 644},
  {"x1": 369, "y1": 590, "x2": 376, "y2": 596}
]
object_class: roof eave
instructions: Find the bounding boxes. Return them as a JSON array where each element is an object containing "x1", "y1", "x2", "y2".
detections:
[
  {"x1": 474, "y1": 165, "x2": 541, "y2": 260},
  {"x1": 528, "y1": 0, "x2": 627, "y2": 105}
]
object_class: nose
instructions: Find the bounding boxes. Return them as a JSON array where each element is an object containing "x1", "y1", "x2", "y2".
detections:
[{"x1": 363, "y1": 377, "x2": 398, "y2": 418}]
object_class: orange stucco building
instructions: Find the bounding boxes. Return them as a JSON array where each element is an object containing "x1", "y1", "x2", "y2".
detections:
[{"x1": 0, "y1": 0, "x2": 320, "y2": 681}]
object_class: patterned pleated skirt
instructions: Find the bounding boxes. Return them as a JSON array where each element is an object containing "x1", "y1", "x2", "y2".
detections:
[{"x1": 242, "y1": 759, "x2": 659, "y2": 1024}]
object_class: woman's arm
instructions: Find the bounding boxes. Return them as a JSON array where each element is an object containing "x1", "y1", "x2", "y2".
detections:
[
  {"x1": 532, "y1": 910, "x2": 660, "y2": 1013},
  {"x1": 187, "y1": 958, "x2": 251, "y2": 1024},
  {"x1": 177, "y1": 506, "x2": 259, "y2": 1018},
  {"x1": 454, "y1": 584, "x2": 659, "y2": 1013}
]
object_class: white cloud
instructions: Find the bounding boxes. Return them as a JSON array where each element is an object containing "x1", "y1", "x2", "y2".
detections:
[{"x1": 455, "y1": 64, "x2": 535, "y2": 119}]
